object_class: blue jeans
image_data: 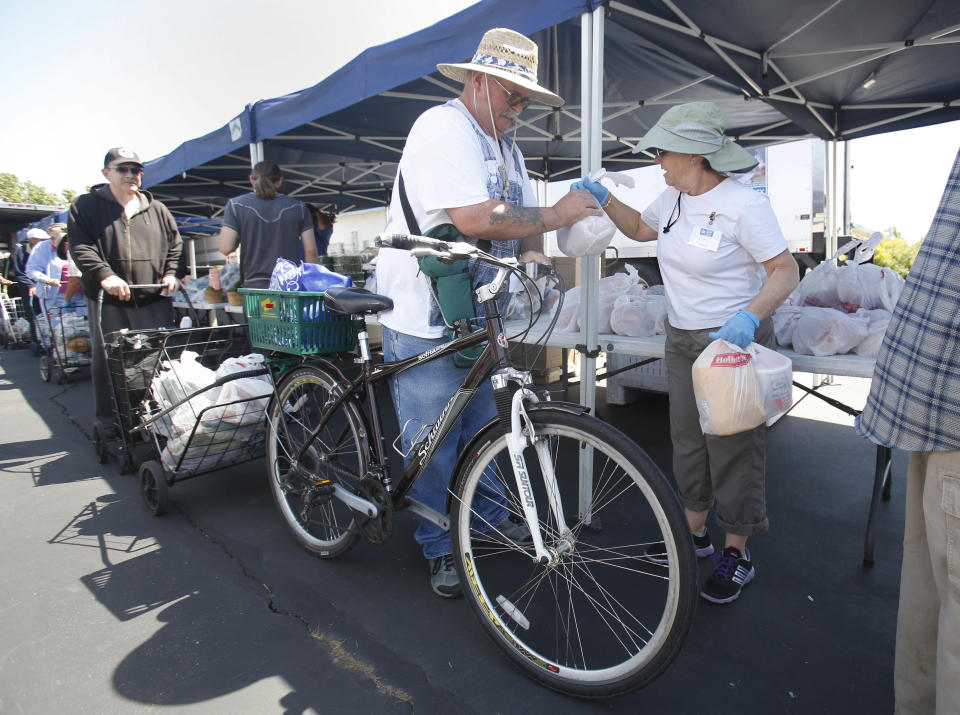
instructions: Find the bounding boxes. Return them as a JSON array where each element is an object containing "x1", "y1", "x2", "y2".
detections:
[{"x1": 381, "y1": 326, "x2": 504, "y2": 559}]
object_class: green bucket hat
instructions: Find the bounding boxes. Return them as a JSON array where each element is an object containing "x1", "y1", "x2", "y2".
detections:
[{"x1": 632, "y1": 102, "x2": 758, "y2": 173}]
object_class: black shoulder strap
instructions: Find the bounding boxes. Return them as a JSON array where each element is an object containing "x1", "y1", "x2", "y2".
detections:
[
  {"x1": 399, "y1": 170, "x2": 493, "y2": 253},
  {"x1": 397, "y1": 172, "x2": 421, "y2": 236}
]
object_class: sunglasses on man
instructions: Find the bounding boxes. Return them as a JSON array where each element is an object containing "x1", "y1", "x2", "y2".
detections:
[
  {"x1": 113, "y1": 165, "x2": 143, "y2": 175},
  {"x1": 489, "y1": 76, "x2": 532, "y2": 111}
]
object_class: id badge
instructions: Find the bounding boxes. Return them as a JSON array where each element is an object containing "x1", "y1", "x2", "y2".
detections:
[{"x1": 688, "y1": 225, "x2": 722, "y2": 252}]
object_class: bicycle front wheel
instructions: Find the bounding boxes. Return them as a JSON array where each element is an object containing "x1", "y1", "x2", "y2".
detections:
[
  {"x1": 450, "y1": 408, "x2": 697, "y2": 698},
  {"x1": 266, "y1": 365, "x2": 368, "y2": 558}
]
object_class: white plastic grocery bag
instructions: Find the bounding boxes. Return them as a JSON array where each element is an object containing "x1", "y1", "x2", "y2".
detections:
[
  {"x1": 609, "y1": 288, "x2": 667, "y2": 337},
  {"x1": 692, "y1": 340, "x2": 793, "y2": 436},
  {"x1": 790, "y1": 306, "x2": 869, "y2": 356},
  {"x1": 556, "y1": 214, "x2": 617, "y2": 257},
  {"x1": 555, "y1": 266, "x2": 639, "y2": 333}
]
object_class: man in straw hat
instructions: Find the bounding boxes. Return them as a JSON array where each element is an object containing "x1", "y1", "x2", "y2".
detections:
[
  {"x1": 377, "y1": 27, "x2": 601, "y2": 598},
  {"x1": 573, "y1": 101, "x2": 799, "y2": 605}
]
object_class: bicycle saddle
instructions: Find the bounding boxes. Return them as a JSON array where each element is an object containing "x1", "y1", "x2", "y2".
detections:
[{"x1": 323, "y1": 286, "x2": 394, "y2": 315}]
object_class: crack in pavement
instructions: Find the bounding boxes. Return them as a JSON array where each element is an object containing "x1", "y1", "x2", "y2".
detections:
[
  {"x1": 49, "y1": 380, "x2": 92, "y2": 440},
  {"x1": 176, "y1": 506, "x2": 416, "y2": 713},
  {"x1": 51, "y1": 373, "x2": 416, "y2": 711}
]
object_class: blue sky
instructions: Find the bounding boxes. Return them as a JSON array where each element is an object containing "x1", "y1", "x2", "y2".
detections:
[{"x1": 2, "y1": 0, "x2": 957, "y2": 242}]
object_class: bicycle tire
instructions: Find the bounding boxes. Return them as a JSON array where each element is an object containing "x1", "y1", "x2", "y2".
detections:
[
  {"x1": 450, "y1": 408, "x2": 697, "y2": 698},
  {"x1": 266, "y1": 365, "x2": 368, "y2": 558}
]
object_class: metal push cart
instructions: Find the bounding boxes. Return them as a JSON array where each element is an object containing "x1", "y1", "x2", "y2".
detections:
[
  {"x1": 35, "y1": 293, "x2": 91, "y2": 383},
  {"x1": 97, "y1": 320, "x2": 271, "y2": 515},
  {"x1": 0, "y1": 293, "x2": 31, "y2": 349}
]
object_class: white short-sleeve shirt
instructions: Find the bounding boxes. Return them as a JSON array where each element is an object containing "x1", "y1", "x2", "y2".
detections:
[
  {"x1": 642, "y1": 178, "x2": 787, "y2": 330},
  {"x1": 377, "y1": 99, "x2": 535, "y2": 338}
]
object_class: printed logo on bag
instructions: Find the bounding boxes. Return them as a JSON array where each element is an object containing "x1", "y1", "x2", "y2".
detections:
[
  {"x1": 260, "y1": 298, "x2": 277, "y2": 319},
  {"x1": 711, "y1": 352, "x2": 752, "y2": 368}
]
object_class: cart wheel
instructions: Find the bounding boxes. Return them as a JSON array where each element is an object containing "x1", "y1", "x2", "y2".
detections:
[
  {"x1": 139, "y1": 461, "x2": 168, "y2": 516},
  {"x1": 92, "y1": 420, "x2": 110, "y2": 464},
  {"x1": 39, "y1": 355, "x2": 51, "y2": 382}
]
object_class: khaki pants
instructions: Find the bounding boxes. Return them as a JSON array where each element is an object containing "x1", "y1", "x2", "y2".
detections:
[
  {"x1": 895, "y1": 450, "x2": 960, "y2": 715},
  {"x1": 664, "y1": 320, "x2": 774, "y2": 536}
]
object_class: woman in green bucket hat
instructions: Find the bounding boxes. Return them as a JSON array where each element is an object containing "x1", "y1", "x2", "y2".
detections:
[{"x1": 572, "y1": 101, "x2": 799, "y2": 604}]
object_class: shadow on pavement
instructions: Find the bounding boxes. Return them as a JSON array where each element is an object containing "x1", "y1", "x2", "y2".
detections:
[{"x1": 1, "y1": 344, "x2": 905, "y2": 713}]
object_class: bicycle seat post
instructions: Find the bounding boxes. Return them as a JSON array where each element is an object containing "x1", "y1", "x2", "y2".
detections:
[{"x1": 355, "y1": 320, "x2": 373, "y2": 365}]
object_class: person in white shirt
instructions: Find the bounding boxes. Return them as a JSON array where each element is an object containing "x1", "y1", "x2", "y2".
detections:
[
  {"x1": 573, "y1": 102, "x2": 799, "y2": 604},
  {"x1": 378, "y1": 27, "x2": 601, "y2": 598},
  {"x1": 25, "y1": 225, "x2": 64, "y2": 312}
]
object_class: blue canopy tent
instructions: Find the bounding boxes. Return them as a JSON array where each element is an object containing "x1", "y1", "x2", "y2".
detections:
[
  {"x1": 143, "y1": 0, "x2": 960, "y2": 220},
  {"x1": 139, "y1": 0, "x2": 960, "y2": 511}
]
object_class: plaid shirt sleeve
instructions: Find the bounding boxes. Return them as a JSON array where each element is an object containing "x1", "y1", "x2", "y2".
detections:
[{"x1": 856, "y1": 149, "x2": 960, "y2": 451}]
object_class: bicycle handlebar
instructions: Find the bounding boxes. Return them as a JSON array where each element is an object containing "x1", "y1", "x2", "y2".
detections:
[{"x1": 375, "y1": 233, "x2": 454, "y2": 252}]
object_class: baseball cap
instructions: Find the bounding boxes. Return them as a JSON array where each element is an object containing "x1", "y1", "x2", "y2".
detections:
[
  {"x1": 26, "y1": 228, "x2": 50, "y2": 241},
  {"x1": 104, "y1": 147, "x2": 142, "y2": 167}
]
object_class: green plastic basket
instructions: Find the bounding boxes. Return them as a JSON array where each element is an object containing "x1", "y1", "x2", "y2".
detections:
[{"x1": 238, "y1": 288, "x2": 357, "y2": 356}]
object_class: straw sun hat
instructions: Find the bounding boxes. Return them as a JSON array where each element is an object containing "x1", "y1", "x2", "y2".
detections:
[
  {"x1": 633, "y1": 102, "x2": 758, "y2": 172},
  {"x1": 437, "y1": 28, "x2": 563, "y2": 107}
]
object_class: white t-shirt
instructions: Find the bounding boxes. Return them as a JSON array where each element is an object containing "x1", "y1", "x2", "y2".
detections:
[
  {"x1": 377, "y1": 99, "x2": 536, "y2": 338},
  {"x1": 642, "y1": 178, "x2": 787, "y2": 330}
]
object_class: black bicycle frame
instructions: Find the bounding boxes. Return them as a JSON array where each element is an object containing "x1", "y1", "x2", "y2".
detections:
[{"x1": 290, "y1": 299, "x2": 516, "y2": 505}]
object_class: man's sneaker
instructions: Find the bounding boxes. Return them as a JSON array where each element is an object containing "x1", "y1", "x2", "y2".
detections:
[
  {"x1": 700, "y1": 546, "x2": 755, "y2": 604},
  {"x1": 644, "y1": 529, "x2": 714, "y2": 565},
  {"x1": 429, "y1": 554, "x2": 462, "y2": 599},
  {"x1": 495, "y1": 513, "x2": 533, "y2": 547}
]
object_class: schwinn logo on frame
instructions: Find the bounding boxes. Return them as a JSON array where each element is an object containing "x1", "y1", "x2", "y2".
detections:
[
  {"x1": 418, "y1": 343, "x2": 448, "y2": 362},
  {"x1": 416, "y1": 389, "x2": 472, "y2": 462},
  {"x1": 711, "y1": 352, "x2": 752, "y2": 368}
]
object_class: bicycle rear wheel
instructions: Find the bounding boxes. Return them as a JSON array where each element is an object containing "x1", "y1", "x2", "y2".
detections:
[
  {"x1": 266, "y1": 365, "x2": 368, "y2": 558},
  {"x1": 450, "y1": 408, "x2": 697, "y2": 698}
]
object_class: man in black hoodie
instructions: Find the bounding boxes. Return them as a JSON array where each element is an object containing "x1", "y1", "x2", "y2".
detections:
[{"x1": 69, "y1": 147, "x2": 182, "y2": 422}]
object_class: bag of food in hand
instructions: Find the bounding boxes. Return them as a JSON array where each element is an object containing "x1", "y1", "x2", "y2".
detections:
[
  {"x1": 556, "y1": 214, "x2": 616, "y2": 257},
  {"x1": 693, "y1": 339, "x2": 793, "y2": 436}
]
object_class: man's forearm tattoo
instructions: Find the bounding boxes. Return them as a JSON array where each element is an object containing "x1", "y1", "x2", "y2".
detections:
[{"x1": 489, "y1": 205, "x2": 547, "y2": 233}]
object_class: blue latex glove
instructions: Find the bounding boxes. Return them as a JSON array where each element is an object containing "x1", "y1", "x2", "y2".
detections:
[
  {"x1": 709, "y1": 309, "x2": 760, "y2": 349},
  {"x1": 570, "y1": 177, "x2": 609, "y2": 207}
]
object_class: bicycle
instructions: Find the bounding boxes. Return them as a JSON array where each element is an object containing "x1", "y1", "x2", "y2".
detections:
[{"x1": 260, "y1": 234, "x2": 697, "y2": 698}]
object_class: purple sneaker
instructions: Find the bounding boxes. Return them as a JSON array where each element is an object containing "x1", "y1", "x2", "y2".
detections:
[{"x1": 700, "y1": 546, "x2": 755, "y2": 604}]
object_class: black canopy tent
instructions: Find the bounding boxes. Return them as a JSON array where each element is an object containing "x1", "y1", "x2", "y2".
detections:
[{"x1": 143, "y1": 0, "x2": 960, "y2": 221}]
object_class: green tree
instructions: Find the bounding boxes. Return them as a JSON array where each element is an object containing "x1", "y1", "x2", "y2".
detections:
[
  {"x1": 0, "y1": 172, "x2": 24, "y2": 202},
  {"x1": 874, "y1": 230, "x2": 922, "y2": 277},
  {"x1": 0, "y1": 172, "x2": 76, "y2": 206},
  {"x1": 22, "y1": 181, "x2": 62, "y2": 206}
]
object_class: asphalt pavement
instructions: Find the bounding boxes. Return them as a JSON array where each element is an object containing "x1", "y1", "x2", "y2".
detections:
[{"x1": 0, "y1": 344, "x2": 906, "y2": 714}]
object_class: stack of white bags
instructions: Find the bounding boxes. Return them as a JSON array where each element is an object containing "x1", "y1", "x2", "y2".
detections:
[
  {"x1": 555, "y1": 265, "x2": 668, "y2": 338},
  {"x1": 774, "y1": 234, "x2": 903, "y2": 357},
  {"x1": 148, "y1": 351, "x2": 272, "y2": 473}
]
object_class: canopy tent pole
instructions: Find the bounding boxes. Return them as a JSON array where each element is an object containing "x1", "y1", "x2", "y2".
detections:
[
  {"x1": 249, "y1": 141, "x2": 264, "y2": 167},
  {"x1": 576, "y1": 5, "x2": 605, "y2": 522},
  {"x1": 842, "y1": 140, "x2": 851, "y2": 236}
]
